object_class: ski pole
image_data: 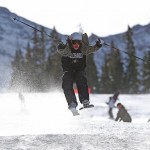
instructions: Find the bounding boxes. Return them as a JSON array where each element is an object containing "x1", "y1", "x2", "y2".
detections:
[
  {"x1": 12, "y1": 17, "x2": 149, "y2": 63},
  {"x1": 102, "y1": 41, "x2": 149, "y2": 63},
  {"x1": 12, "y1": 17, "x2": 60, "y2": 42}
]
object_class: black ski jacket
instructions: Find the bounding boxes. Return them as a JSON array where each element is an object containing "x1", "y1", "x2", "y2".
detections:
[
  {"x1": 61, "y1": 47, "x2": 86, "y2": 72},
  {"x1": 57, "y1": 33, "x2": 101, "y2": 72}
]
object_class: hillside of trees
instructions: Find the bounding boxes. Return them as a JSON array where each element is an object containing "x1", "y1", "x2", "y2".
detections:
[{"x1": 9, "y1": 26, "x2": 150, "y2": 94}]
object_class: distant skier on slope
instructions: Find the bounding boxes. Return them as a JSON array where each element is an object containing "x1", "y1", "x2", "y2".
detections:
[
  {"x1": 106, "y1": 91, "x2": 120, "y2": 119},
  {"x1": 18, "y1": 92, "x2": 26, "y2": 111},
  {"x1": 115, "y1": 103, "x2": 132, "y2": 122},
  {"x1": 57, "y1": 32, "x2": 103, "y2": 115}
]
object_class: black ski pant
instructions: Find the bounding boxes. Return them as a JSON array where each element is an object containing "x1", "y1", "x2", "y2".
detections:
[
  {"x1": 62, "y1": 70, "x2": 89, "y2": 108},
  {"x1": 108, "y1": 108, "x2": 114, "y2": 119}
]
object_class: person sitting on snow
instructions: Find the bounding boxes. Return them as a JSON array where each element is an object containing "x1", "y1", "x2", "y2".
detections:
[
  {"x1": 115, "y1": 103, "x2": 132, "y2": 122},
  {"x1": 57, "y1": 32, "x2": 103, "y2": 115}
]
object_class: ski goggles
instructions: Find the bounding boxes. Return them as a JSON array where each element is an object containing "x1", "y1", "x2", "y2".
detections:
[{"x1": 71, "y1": 40, "x2": 81, "y2": 45}]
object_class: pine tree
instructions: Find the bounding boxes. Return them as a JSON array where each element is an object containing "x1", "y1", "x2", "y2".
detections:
[
  {"x1": 23, "y1": 27, "x2": 47, "y2": 91},
  {"x1": 24, "y1": 42, "x2": 35, "y2": 91},
  {"x1": 47, "y1": 27, "x2": 62, "y2": 90},
  {"x1": 36, "y1": 26, "x2": 48, "y2": 91},
  {"x1": 99, "y1": 41, "x2": 124, "y2": 93},
  {"x1": 86, "y1": 53, "x2": 100, "y2": 93},
  {"x1": 124, "y1": 26, "x2": 139, "y2": 93},
  {"x1": 10, "y1": 48, "x2": 25, "y2": 91},
  {"x1": 143, "y1": 51, "x2": 150, "y2": 93},
  {"x1": 108, "y1": 41, "x2": 124, "y2": 92},
  {"x1": 99, "y1": 53, "x2": 112, "y2": 93}
]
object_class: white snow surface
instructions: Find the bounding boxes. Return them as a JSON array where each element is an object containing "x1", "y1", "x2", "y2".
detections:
[{"x1": 0, "y1": 92, "x2": 150, "y2": 150}]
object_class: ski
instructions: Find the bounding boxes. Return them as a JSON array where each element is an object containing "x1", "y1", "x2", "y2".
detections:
[{"x1": 79, "y1": 104, "x2": 94, "y2": 110}]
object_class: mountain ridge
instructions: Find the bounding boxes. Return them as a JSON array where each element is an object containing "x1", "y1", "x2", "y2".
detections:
[{"x1": 0, "y1": 7, "x2": 150, "y2": 91}]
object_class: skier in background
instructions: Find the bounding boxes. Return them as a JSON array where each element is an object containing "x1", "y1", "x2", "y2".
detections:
[
  {"x1": 57, "y1": 32, "x2": 103, "y2": 115},
  {"x1": 106, "y1": 91, "x2": 120, "y2": 119},
  {"x1": 115, "y1": 103, "x2": 132, "y2": 122},
  {"x1": 18, "y1": 92, "x2": 26, "y2": 111}
]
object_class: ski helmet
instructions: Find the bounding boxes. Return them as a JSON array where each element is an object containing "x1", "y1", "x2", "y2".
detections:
[{"x1": 70, "y1": 32, "x2": 82, "y2": 41}]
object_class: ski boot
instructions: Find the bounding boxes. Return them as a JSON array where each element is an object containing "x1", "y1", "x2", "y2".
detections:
[
  {"x1": 79, "y1": 100, "x2": 94, "y2": 110},
  {"x1": 69, "y1": 107, "x2": 80, "y2": 116}
]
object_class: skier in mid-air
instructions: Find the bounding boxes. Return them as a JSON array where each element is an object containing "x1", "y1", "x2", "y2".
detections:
[{"x1": 57, "y1": 32, "x2": 103, "y2": 115}]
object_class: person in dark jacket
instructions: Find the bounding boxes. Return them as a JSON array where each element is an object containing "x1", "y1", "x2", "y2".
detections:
[
  {"x1": 115, "y1": 103, "x2": 132, "y2": 122},
  {"x1": 57, "y1": 32, "x2": 103, "y2": 115}
]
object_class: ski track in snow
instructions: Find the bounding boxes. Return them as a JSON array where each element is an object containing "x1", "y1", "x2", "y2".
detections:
[{"x1": 0, "y1": 92, "x2": 150, "y2": 150}]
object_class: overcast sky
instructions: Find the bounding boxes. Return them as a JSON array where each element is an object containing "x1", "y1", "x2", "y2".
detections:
[{"x1": 1, "y1": 0, "x2": 150, "y2": 37}]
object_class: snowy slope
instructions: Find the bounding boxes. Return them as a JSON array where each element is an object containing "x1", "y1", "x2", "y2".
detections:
[{"x1": 0, "y1": 93, "x2": 150, "y2": 149}]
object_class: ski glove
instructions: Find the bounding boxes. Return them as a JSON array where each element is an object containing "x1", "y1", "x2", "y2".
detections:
[{"x1": 95, "y1": 38, "x2": 104, "y2": 48}]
